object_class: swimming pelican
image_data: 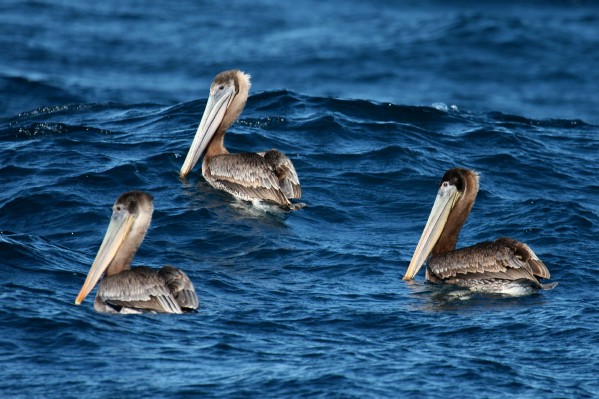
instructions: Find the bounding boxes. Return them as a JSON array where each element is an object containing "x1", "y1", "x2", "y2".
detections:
[
  {"x1": 179, "y1": 69, "x2": 303, "y2": 210},
  {"x1": 403, "y1": 168, "x2": 556, "y2": 294},
  {"x1": 75, "y1": 191, "x2": 199, "y2": 313}
]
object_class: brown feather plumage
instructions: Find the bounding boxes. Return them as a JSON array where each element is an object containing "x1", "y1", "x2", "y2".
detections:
[{"x1": 413, "y1": 168, "x2": 555, "y2": 291}]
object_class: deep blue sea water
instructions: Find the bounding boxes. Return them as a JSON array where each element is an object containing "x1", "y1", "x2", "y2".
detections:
[{"x1": 1, "y1": 1, "x2": 599, "y2": 398}]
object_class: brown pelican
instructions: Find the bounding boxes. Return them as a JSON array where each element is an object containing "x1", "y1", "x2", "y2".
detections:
[
  {"x1": 403, "y1": 168, "x2": 556, "y2": 294},
  {"x1": 179, "y1": 69, "x2": 303, "y2": 210},
  {"x1": 75, "y1": 191, "x2": 199, "y2": 313}
]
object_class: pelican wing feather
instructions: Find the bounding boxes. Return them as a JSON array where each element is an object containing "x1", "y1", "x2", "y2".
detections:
[
  {"x1": 206, "y1": 152, "x2": 290, "y2": 205},
  {"x1": 98, "y1": 267, "x2": 183, "y2": 314},
  {"x1": 427, "y1": 238, "x2": 550, "y2": 285}
]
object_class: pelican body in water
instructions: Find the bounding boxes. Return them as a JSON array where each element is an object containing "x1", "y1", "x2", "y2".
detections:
[
  {"x1": 179, "y1": 70, "x2": 303, "y2": 210},
  {"x1": 403, "y1": 168, "x2": 556, "y2": 294},
  {"x1": 75, "y1": 191, "x2": 199, "y2": 313}
]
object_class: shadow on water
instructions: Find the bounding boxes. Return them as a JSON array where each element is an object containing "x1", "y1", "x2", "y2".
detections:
[
  {"x1": 403, "y1": 280, "x2": 549, "y2": 313},
  {"x1": 178, "y1": 175, "x2": 292, "y2": 228}
]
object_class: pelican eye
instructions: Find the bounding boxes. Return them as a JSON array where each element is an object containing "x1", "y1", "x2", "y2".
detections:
[{"x1": 218, "y1": 85, "x2": 224, "y2": 90}]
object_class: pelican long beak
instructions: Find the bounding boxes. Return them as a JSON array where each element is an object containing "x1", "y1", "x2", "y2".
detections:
[
  {"x1": 75, "y1": 210, "x2": 135, "y2": 305},
  {"x1": 179, "y1": 86, "x2": 236, "y2": 177},
  {"x1": 403, "y1": 183, "x2": 461, "y2": 280}
]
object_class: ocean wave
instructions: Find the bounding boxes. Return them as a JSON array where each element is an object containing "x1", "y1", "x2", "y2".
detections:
[{"x1": 1, "y1": 88, "x2": 598, "y2": 399}]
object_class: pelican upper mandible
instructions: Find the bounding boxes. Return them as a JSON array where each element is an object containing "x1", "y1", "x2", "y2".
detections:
[
  {"x1": 179, "y1": 69, "x2": 303, "y2": 210},
  {"x1": 403, "y1": 168, "x2": 557, "y2": 294},
  {"x1": 75, "y1": 191, "x2": 199, "y2": 313}
]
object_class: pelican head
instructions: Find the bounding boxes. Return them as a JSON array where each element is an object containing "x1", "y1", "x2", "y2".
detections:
[
  {"x1": 75, "y1": 191, "x2": 154, "y2": 305},
  {"x1": 179, "y1": 69, "x2": 251, "y2": 178},
  {"x1": 403, "y1": 168, "x2": 479, "y2": 280}
]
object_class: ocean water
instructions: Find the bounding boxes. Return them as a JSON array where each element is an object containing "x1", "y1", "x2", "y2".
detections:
[{"x1": 1, "y1": 1, "x2": 599, "y2": 398}]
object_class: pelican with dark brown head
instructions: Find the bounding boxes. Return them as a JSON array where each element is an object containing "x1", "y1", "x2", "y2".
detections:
[
  {"x1": 75, "y1": 191, "x2": 199, "y2": 313},
  {"x1": 403, "y1": 168, "x2": 556, "y2": 294},
  {"x1": 180, "y1": 69, "x2": 303, "y2": 210}
]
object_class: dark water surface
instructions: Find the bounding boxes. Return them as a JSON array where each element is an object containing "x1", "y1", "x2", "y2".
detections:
[{"x1": 1, "y1": 1, "x2": 598, "y2": 398}]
